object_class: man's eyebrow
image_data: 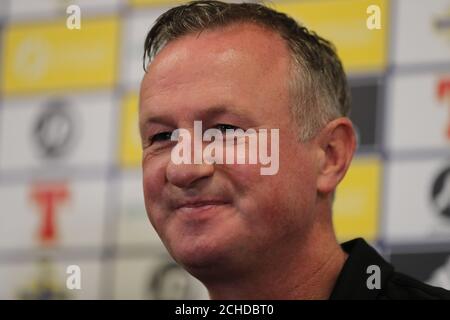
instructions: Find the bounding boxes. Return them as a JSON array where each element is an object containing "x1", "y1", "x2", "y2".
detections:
[
  {"x1": 140, "y1": 114, "x2": 173, "y2": 128},
  {"x1": 141, "y1": 105, "x2": 253, "y2": 128},
  {"x1": 196, "y1": 105, "x2": 251, "y2": 121}
]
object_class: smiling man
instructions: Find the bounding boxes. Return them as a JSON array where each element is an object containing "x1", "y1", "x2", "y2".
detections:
[{"x1": 139, "y1": 1, "x2": 450, "y2": 300}]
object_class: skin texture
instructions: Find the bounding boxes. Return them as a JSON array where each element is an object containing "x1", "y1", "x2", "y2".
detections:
[{"x1": 139, "y1": 22, "x2": 356, "y2": 299}]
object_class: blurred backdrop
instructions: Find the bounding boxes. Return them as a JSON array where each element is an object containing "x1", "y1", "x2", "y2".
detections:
[{"x1": 0, "y1": 0, "x2": 449, "y2": 299}]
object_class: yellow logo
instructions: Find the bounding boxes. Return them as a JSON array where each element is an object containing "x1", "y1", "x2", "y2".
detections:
[{"x1": 2, "y1": 17, "x2": 120, "y2": 95}]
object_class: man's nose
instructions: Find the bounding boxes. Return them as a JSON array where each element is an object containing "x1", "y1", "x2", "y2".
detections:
[{"x1": 166, "y1": 160, "x2": 215, "y2": 189}]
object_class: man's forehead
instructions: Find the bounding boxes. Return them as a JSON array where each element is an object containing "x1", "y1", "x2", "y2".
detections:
[
  {"x1": 143, "y1": 22, "x2": 290, "y2": 81},
  {"x1": 139, "y1": 22, "x2": 293, "y2": 125}
]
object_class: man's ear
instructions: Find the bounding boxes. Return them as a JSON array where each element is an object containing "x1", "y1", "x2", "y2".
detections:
[{"x1": 315, "y1": 117, "x2": 356, "y2": 195}]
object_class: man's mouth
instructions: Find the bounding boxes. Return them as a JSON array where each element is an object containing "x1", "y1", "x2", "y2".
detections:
[{"x1": 173, "y1": 199, "x2": 230, "y2": 215}]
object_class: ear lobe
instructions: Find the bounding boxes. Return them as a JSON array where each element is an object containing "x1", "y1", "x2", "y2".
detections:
[{"x1": 316, "y1": 118, "x2": 356, "y2": 195}]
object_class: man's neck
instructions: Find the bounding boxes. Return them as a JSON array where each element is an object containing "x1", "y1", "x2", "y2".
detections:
[{"x1": 205, "y1": 225, "x2": 347, "y2": 300}]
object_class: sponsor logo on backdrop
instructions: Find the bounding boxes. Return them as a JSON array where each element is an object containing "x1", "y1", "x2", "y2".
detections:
[
  {"x1": 431, "y1": 166, "x2": 450, "y2": 220},
  {"x1": 2, "y1": 17, "x2": 119, "y2": 94},
  {"x1": 437, "y1": 78, "x2": 450, "y2": 141},
  {"x1": 13, "y1": 37, "x2": 50, "y2": 82},
  {"x1": 32, "y1": 99, "x2": 78, "y2": 159},
  {"x1": 30, "y1": 182, "x2": 70, "y2": 245},
  {"x1": 16, "y1": 257, "x2": 70, "y2": 300}
]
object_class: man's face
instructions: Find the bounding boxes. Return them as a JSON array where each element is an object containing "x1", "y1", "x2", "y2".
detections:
[{"x1": 139, "y1": 24, "x2": 320, "y2": 274}]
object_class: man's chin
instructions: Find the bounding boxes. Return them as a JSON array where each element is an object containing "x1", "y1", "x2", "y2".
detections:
[
  {"x1": 176, "y1": 244, "x2": 225, "y2": 265},
  {"x1": 170, "y1": 242, "x2": 234, "y2": 277}
]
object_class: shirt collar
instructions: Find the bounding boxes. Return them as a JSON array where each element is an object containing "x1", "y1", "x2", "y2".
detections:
[{"x1": 329, "y1": 238, "x2": 393, "y2": 300}]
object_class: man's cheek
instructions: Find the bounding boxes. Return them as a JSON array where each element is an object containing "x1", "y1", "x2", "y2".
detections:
[
  {"x1": 145, "y1": 201, "x2": 167, "y2": 238},
  {"x1": 142, "y1": 174, "x2": 165, "y2": 222},
  {"x1": 224, "y1": 162, "x2": 262, "y2": 182},
  {"x1": 142, "y1": 160, "x2": 167, "y2": 197}
]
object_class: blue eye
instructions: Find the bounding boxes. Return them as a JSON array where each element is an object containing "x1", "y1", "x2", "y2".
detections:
[{"x1": 150, "y1": 132, "x2": 172, "y2": 145}]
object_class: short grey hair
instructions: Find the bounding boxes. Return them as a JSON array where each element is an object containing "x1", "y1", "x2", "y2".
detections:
[{"x1": 143, "y1": 0, "x2": 351, "y2": 141}]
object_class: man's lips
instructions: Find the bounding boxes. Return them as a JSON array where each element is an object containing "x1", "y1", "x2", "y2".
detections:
[
  {"x1": 172, "y1": 199, "x2": 230, "y2": 216},
  {"x1": 175, "y1": 199, "x2": 229, "y2": 210}
]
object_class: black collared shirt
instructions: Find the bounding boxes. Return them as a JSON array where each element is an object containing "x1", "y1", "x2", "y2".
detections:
[{"x1": 330, "y1": 238, "x2": 450, "y2": 300}]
